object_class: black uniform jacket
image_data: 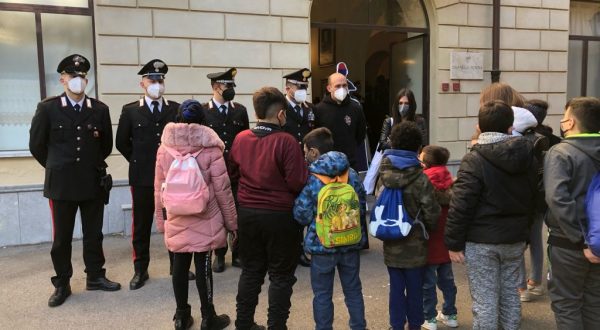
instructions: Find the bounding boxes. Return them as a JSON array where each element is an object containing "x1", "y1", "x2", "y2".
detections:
[
  {"x1": 283, "y1": 100, "x2": 315, "y2": 149},
  {"x1": 115, "y1": 97, "x2": 179, "y2": 187},
  {"x1": 202, "y1": 99, "x2": 249, "y2": 160},
  {"x1": 29, "y1": 93, "x2": 113, "y2": 201}
]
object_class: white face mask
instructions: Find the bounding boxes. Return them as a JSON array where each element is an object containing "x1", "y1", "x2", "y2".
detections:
[
  {"x1": 67, "y1": 77, "x2": 86, "y2": 94},
  {"x1": 146, "y1": 83, "x2": 165, "y2": 99},
  {"x1": 294, "y1": 89, "x2": 307, "y2": 103},
  {"x1": 333, "y1": 87, "x2": 348, "y2": 102}
]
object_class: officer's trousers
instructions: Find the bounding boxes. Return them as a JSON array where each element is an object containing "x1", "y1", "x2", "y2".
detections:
[
  {"x1": 49, "y1": 198, "x2": 105, "y2": 287},
  {"x1": 131, "y1": 186, "x2": 154, "y2": 273}
]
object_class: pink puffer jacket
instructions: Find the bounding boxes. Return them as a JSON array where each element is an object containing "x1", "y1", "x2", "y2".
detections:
[{"x1": 154, "y1": 123, "x2": 237, "y2": 253}]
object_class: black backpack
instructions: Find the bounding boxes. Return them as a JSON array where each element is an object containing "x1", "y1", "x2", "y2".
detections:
[{"x1": 523, "y1": 129, "x2": 550, "y2": 212}]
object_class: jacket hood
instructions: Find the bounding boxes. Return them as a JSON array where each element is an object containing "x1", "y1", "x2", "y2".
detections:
[
  {"x1": 472, "y1": 136, "x2": 533, "y2": 174},
  {"x1": 161, "y1": 122, "x2": 225, "y2": 154},
  {"x1": 383, "y1": 149, "x2": 421, "y2": 170},
  {"x1": 512, "y1": 106, "x2": 538, "y2": 136},
  {"x1": 423, "y1": 166, "x2": 453, "y2": 190},
  {"x1": 322, "y1": 94, "x2": 350, "y2": 107},
  {"x1": 564, "y1": 135, "x2": 600, "y2": 164},
  {"x1": 309, "y1": 151, "x2": 350, "y2": 177},
  {"x1": 379, "y1": 150, "x2": 423, "y2": 189}
]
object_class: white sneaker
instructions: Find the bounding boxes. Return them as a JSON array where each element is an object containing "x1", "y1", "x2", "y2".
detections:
[
  {"x1": 437, "y1": 311, "x2": 458, "y2": 328},
  {"x1": 527, "y1": 282, "x2": 545, "y2": 296},
  {"x1": 520, "y1": 289, "x2": 532, "y2": 302},
  {"x1": 422, "y1": 317, "x2": 437, "y2": 330}
]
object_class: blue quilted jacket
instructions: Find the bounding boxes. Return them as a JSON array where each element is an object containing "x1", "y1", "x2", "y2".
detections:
[{"x1": 293, "y1": 151, "x2": 367, "y2": 255}]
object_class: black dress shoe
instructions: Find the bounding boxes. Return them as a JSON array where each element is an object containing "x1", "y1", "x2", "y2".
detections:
[
  {"x1": 298, "y1": 253, "x2": 311, "y2": 267},
  {"x1": 212, "y1": 255, "x2": 225, "y2": 273},
  {"x1": 231, "y1": 257, "x2": 242, "y2": 268},
  {"x1": 188, "y1": 271, "x2": 196, "y2": 281},
  {"x1": 86, "y1": 277, "x2": 121, "y2": 291},
  {"x1": 129, "y1": 271, "x2": 149, "y2": 290},
  {"x1": 48, "y1": 285, "x2": 71, "y2": 307}
]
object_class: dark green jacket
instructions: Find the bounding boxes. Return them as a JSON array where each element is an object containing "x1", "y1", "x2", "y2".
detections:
[{"x1": 377, "y1": 156, "x2": 440, "y2": 268}]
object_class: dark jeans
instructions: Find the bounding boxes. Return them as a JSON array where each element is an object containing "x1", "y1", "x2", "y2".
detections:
[
  {"x1": 172, "y1": 251, "x2": 216, "y2": 318},
  {"x1": 311, "y1": 251, "x2": 366, "y2": 330},
  {"x1": 49, "y1": 198, "x2": 106, "y2": 287},
  {"x1": 130, "y1": 186, "x2": 154, "y2": 273},
  {"x1": 423, "y1": 262, "x2": 458, "y2": 319},
  {"x1": 388, "y1": 266, "x2": 424, "y2": 330},
  {"x1": 235, "y1": 207, "x2": 301, "y2": 330}
]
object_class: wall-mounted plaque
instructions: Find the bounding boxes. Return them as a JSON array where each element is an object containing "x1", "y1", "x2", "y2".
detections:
[{"x1": 450, "y1": 52, "x2": 484, "y2": 80}]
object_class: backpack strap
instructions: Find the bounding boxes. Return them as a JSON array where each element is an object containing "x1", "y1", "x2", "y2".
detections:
[
  {"x1": 312, "y1": 169, "x2": 349, "y2": 185},
  {"x1": 411, "y1": 209, "x2": 429, "y2": 240}
]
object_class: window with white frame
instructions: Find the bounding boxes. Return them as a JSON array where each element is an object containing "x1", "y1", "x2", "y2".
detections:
[{"x1": 0, "y1": 0, "x2": 95, "y2": 152}]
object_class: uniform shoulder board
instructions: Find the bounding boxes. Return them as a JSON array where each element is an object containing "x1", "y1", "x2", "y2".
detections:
[
  {"x1": 123, "y1": 100, "x2": 138, "y2": 107},
  {"x1": 40, "y1": 95, "x2": 60, "y2": 103},
  {"x1": 89, "y1": 97, "x2": 107, "y2": 107},
  {"x1": 232, "y1": 102, "x2": 246, "y2": 110}
]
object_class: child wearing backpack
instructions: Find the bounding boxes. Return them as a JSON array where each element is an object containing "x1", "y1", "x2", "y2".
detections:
[
  {"x1": 154, "y1": 100, "x2": 237, "y2": 330},
  {"x1": 418, "y1": 146, "x2": 458, "y2": 330},
  {"x1": 544, "y1": 97, "x2": 600, "y2": 329},
  {"x1": 293, "y1": 127, "x2": 368, "y2": 330},
  {"x1": 376, "y1": 121, "x2": 440, "y2": 330}
]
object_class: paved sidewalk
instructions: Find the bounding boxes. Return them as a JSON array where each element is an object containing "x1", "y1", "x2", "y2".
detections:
[{"x1": 0, "y1": 234, "x2": 556, "y2": 329}]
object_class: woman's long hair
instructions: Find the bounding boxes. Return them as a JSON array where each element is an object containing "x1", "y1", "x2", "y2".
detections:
[
  {"x1": 479, "y1": 83, "x2": 525, "y2": 107},
  {"x1": 392, "y1": 88, "x2": 418, "y2": 123}
]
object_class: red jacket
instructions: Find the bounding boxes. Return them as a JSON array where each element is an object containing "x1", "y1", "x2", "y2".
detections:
[
  {"x1": 423, "y1": 165, "x2": 454, "y2": 264},
  {"x1": 229, "y1": 123, "x2": 307, "y2": 211}
]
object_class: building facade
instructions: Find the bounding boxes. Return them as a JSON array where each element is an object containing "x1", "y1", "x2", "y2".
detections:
[{"x1": 0, "y1": 0, "x2": 594, "y2": 246}]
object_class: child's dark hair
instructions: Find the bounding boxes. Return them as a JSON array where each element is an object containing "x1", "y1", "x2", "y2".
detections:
[
  {"x1": 303, "y1": 127, "x2": 334, "y2": 154},
  {"x1": 524, "y1": 99, "x2": 548, "y2": 125},
  {"x1": 421, "y1": 145, "x2": 450, "y2": 167},
  {"x1": 253, "y1": 86, "x2": 287, "y2": 120},
  {"x1": 566, "y1": 97, "x2": 600, "y2": 133},
  {"x1": 390, "y1": 121, "x2": 422, "y2": 152},
  {"x1": 177, "y1": 99, "x2": 205, "y2": 124},
  {"x1": 478, "y1": 100, "x2": 514, "y2": 133}
]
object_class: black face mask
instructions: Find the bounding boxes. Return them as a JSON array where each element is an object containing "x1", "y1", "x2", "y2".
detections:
[{"x1": 222, "y1": 87, "x2": 235, "y2": 101}]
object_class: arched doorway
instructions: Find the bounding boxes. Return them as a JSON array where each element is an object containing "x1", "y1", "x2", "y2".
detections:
[{"x1": 310, "y1": 0, "x2": 430, "y2": 154}]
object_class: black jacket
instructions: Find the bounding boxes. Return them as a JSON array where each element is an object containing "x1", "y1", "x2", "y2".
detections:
[
  {"x1": 29, "y1": 93, "x2": 113, "y2": 201},
  {"x1": 445, "y1": 136, "x2": 537, "y2": 251},
  {"x1": 115, "y1": 97, "x2": 179, "y2": 187},
  {"x1": 283, "y1": 99, "x2": 315, "y2": 149},
  {"x1": 314, "y1": 95, "x2": 366, "y2": 169},
  {"x1": 202, "y1": 100, "x2": 249, "y2": 162}
]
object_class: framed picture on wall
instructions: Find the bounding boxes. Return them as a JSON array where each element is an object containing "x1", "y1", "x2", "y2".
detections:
[{"x1": 318, "y1": 27, "x2": 335, "y2": 66}]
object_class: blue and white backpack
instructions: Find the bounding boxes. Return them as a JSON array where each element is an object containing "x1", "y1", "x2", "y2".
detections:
[
  {"x1": 368, "y1": 187, "x2": 427, "y2": 241},
  {"x1": 586, "y1": 173, "x2": 600, "y2": 256}
]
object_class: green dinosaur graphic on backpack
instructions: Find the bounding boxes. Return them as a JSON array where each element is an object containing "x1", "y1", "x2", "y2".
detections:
[{"x1": 314, "y1": 171, "x2": 362, "y2": 248}]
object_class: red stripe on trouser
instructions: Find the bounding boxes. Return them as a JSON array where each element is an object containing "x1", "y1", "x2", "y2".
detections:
[
  {"x1": 49, "y1": 199, "x2": 55, "y2": 240},
  {"x1": 130, "y1": 186, "x2": 136, "y2": 261}
]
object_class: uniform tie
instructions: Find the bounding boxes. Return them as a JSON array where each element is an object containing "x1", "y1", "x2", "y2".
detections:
[
  {"x1": 73, "y1": 104, "x2": 81, "y2": 113},
  {"x1": 152, "y1": 101, "x2": 160, "y2": 121},
  {"x1": 294, "y1": 105, "x2": 302, "y2": 117},
  {"x1": 219, "y1": 104, "x2": 227, "y2": 116}
]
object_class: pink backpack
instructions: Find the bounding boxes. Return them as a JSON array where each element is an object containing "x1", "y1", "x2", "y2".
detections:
[{"x1": 161, "y1": 146, "x2": 209, "y2": 216}]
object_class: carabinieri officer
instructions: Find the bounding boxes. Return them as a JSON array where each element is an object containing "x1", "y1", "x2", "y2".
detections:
[
  {"x1": 282, "y1": 68, "x2": 315, "y2": 267},
  {"x1": 116, "y1": 59, "x2": 194, "y2": 290},
  {"x1": 282, "y1": 68, "x2": 315, "y2": 149},
  {"x1": 29, "y1": 54, "x2": 120, "y2": 307},
  {"x1": 203, "y1": 68, "x2": 249, "y2": 272}
]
